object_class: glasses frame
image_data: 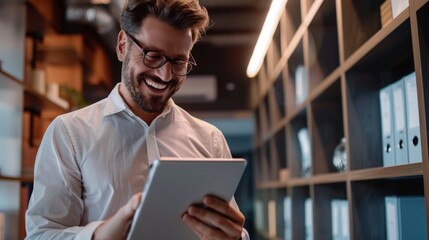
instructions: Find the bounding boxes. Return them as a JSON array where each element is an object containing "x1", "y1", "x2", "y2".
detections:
[{"x1": 125, "y1": 32, "x2": 197, "y2": 76}]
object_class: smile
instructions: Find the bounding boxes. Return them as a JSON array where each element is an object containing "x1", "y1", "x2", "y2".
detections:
[{"x1": 145, "y1": 78, "x2": 167, "y2": 90}]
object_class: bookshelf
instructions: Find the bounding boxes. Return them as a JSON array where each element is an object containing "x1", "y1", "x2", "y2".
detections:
[
  {"x1": 252, "y1": 0, "x2": 429, "y2": 239},
  {"x1": 0, "y1": 0, "x2": 112, "y2": 238}
]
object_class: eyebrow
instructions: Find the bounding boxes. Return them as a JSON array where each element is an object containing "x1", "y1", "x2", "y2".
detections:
[{"x1": 127, "y1": 33, "x2": 189, "y2": 60}]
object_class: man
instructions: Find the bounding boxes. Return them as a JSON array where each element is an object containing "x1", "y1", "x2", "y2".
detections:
[{"x1": 25, "y1": 0, "x2": 249, "y2": 239}]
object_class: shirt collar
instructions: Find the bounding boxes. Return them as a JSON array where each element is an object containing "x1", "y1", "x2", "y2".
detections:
[{"x1": 103, "y1": 83, "x2": 175, "y2": 119}]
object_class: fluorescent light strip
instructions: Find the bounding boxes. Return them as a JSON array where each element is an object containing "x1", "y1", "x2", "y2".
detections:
[{"x1": 246, "y1": 0, "x2": 287, "y2": 78}]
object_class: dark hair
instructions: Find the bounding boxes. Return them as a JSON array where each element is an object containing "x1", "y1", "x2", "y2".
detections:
[{"x1": 120, "y1": 0, "x2": 210, "y2": 43}]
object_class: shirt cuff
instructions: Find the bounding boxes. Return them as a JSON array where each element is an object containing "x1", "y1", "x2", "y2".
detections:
[
  {"x1": 74, "y1": 221, "x2": 104, "y2": 240},
  {"x1": 241, "y1": 227, "x2": 250, "y2": 240}
]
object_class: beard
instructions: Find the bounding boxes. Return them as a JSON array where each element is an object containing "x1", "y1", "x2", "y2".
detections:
[{"x1": 121, "y1": 53, "x2": 180, "y2": 113}]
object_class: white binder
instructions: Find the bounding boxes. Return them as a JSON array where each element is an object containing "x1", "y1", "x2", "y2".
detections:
[
  {"x1": 380, "y1": 85, "x2": 396, "y2": 166},
  {"x1": 385, "y1": 196, "x2": 399, "y2": 240},
  {"x1": 403, "y1": 72, "x2": 422, "y2": 163},
  {"x1": 305, "y1": 198, "x2": 313, "y2": 240},
  {"x1": 284, "y1": 196, "x2": 292, "y2": 240},
  {"x1": 298, "y1": 127, "x2": 311, "y2": 177},
  {"x1": 331, "y1": 199, "x2": 350, "y2": 240},
  {"x1": 392, "y1": 80, "x2": 408, "y2": 165},
  {"x1": 295, "y1": 65, "x2": 308, "y2": 105}
]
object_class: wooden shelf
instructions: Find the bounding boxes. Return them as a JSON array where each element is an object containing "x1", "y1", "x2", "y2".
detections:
[
  {"x1": 0, "y1": 174, "x2": 34, "y2": 183},
  {"x1": 24, "y1": 86, "x2": 69, "y2": 111},
  {"x1": 252, "y1": 0, "x2": 429, "y2": 239},
  {"x1": 0, "y1": 69, "x2": 24, "y2": 85}
]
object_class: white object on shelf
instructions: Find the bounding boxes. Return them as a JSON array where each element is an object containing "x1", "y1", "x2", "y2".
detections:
[
  {"x1": 46, "y1": 82, "x2": 59, "y2": 98},
  {"x1": 295, "y1": 65, "x2": 308, "y2": 105},
  {"x1": 31, "y1": 68, "x2": 46, "y2": 94},
  {"x1": 390, "y1": 0, "x2": 409, "y2": 19},
  {"x1": 298, "y1": 128, "x2": 311, "y2": 177}
]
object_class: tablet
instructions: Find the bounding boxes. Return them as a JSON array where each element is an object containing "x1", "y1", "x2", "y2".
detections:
[{"x1": 127, "y1": 157, "x2": 247, "y2": 240}]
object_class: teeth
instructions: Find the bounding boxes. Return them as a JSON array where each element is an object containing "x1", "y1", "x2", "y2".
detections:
[{"x1": 145, "y1": 79, "x2": 167, "y2": 90}]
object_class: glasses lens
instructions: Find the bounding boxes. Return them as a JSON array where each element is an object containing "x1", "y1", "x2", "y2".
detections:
[
  {"x1": 143, "y1": 50, "x2": 194, "y2": 76},
  {"x1": 143, "y1": 51, "x2": 166, "y2": 68},
  {"x1": 172, "y1": 60, "x2": 192, "y2": 76}
]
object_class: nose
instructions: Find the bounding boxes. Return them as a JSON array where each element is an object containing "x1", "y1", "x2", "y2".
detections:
[{"x1": 154, "y1": 61, "x2": 173, "y2": 82}]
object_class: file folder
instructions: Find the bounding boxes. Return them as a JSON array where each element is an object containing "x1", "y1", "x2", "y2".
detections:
[
  {"x1": 385, "y1": 196, "x2": 399, "y2": 240},
  {"x1": 295, "y1": 65, "x2": 308, "y2": 105},
  {"x1": 392, "y1": 80, "x2": 408, "y2": 165},
  {"x1": 380, "y1": 85, "x2": 396, "y2": 166},
  {"x1": 284, "y1": 196, "x2": 292, "y2": 240},
  {"x1": 331, "y1": 199, "x2": 350, "y2": 240},
  {"x1": 403, "y1": 72, "x2": 422, "y2": 163},
  {"x1": 298, "y1": 127, "x2": 311, "y2": 177},
  {"x1": 305, "y1": 198, "x2": 313, "y2": 240},
  {"x1": 385, "y1": 196, "x2": 428, "y2": 240}
]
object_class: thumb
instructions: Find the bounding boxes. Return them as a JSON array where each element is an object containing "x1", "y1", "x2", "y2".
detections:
[
  {"x1": 118, "y1": 193, "x2": 142, "y2": 221},
  {"x1": 93, "y1": 193, "x2": 142, "y2": 240}
]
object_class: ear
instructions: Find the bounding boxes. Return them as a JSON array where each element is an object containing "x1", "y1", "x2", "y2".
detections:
[{"x1": 116, "y1": 30, "x2": 127, "y2": 62}]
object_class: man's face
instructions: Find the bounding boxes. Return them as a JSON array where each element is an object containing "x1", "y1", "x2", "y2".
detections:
[{"x1": 117, "y1": 16, "x2": 194, "y2": 113}]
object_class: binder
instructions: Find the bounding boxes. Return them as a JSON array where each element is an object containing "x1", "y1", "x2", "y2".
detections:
[
  {"x1": 385, "y1": 196, "x2": 399, "y2": 240},
  {"x1": 331, "y1": 199, "x2": 350, "y2": 240},
  {"x1": 379, "y1": 85, "x2": 396, "y2": 166},
  {"x1": 305, "y1": 198, "x2": 313, "y2": 240},
  {"x1": 403, "y1": 72, "x2": 422, "y2": 163},
  {"x1": 284, "y1": 196, "x2": 292, "y2": 240},
  {"x1": 385, "y1": 196, "x2": 428, "y2": 240},
  {"x1": 392, "y1": 80, "x2": 408, "y2": 165},
  {"x1": 331, "y1": 200, "x2": 341, "y2": 240},
  {"x1": 295, "y1": 65, "x2": 308, "y2": 105},
  {"x1": 298, "y1": 127, "x2": 312, "y2": 177},
  {"x1": 340, "y1": 200, "x2": 350, "y2": 240}
]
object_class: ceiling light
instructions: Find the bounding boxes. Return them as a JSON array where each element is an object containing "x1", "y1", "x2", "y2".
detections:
[{"x1": 246, "y1": 0, "x2": 287, "y2": 78}]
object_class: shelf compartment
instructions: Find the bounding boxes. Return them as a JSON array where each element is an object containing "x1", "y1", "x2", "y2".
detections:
[
  {"x1": 271, "y1": 72, "x2": 287, "y2": 122},
  {"x1": 284, "y1": 0, "x2": 302, "y2": 45},
  {"x1": 307, "y1": 0, "x2": 340, "y2": 88},
  {"x1": 313, "y1": 182, "x2": 348, "y2": 240},
  {"x1": 351, "y1": 176, "x2": 425, "y2": 239},
  {"x1": 341, "y1": 0, "x2": 391, "y2": 59},
  {"x1": 290, "y1": 186, "x2": 312, "y2": 240},
  {"x1": 0, "y1": 76, "x2": 23, "y2": 179},
  {"x1": 274, "y1": 126, "x2": 287, "y2": 171},
  {"x1": 288, "y1": 109, "x2": 310, "y2": 178},
  {"x1": 253, "y1": 147, "x2": 263, "y2": 184},
  {"x1": 310, "y1": 79, "x2": 344, "y2": 175},
  {"x1": 286, "y1": 39, "x2": 306, "y2": 111},
  {"x1": 345, "y1": 17, "x2": 414, "y2": 170}
]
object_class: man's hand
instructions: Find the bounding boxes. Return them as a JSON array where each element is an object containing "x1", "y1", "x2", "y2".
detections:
[
  {"x1": 182, "y1": 195, "x2": 245, "y2": 240},
  {"x1": 93, "y1": 193, "x2": 142, "y2": 240}
]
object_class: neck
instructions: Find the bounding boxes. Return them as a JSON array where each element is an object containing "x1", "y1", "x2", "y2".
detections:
[{"x1": 118, "y1": 83, "x2": 160, "y2": 125}]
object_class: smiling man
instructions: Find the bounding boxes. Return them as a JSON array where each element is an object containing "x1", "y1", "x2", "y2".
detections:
[{"x1": 25, "y1": 0, "x2": 249, "y2": 240}]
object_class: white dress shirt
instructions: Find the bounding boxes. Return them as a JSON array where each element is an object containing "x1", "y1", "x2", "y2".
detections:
[{"x1": 25, "y1": 83, "x2": 249, "y2": 240}]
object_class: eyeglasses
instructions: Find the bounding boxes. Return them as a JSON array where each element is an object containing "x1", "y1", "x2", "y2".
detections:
[{"x1": 126, "y1": 32, "x2": 196, "y2": 76}]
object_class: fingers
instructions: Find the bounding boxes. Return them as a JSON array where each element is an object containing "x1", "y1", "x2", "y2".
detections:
[
  {"x1": 183, "y1": 213, "x2": 230, "y2": 240},
  {"x1": 186, "y1": 205, "x2": 243, "y2": 237},
  {"x1": 182, "y1": 196, "x2": 245, "y2": 240},
  {"x1": 203, "y1": 196, "x2": 245, "y2": 225},
  {"x1": 93, "y1": 193, "x2": 142, "y2": 240}
]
